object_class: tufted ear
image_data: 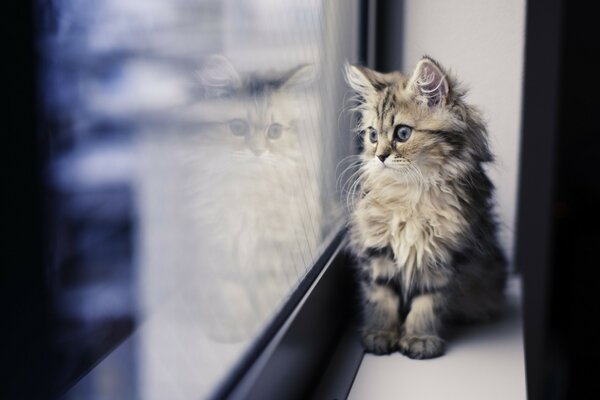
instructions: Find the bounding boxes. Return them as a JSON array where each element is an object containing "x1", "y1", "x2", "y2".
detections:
[
  {"x1": 407, "y1": 57, "x2": 449, "y2": 108},
  {"x1": 279, "y1": 64, "x2": 315, "y2": 90},
  {"x1": 196, "y1": 55, "x2": 242, "y2": 97},
  {"x1": 344, "y1": 63, "x2": 398, "y2": 97}
]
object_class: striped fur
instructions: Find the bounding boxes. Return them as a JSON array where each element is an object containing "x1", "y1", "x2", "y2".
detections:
[{"x1": 345, "y1": 57, "x2": 506, "y2": 359}]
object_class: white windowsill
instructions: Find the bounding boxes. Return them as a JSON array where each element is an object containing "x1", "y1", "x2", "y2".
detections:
[{"x1": 348, "y1": 276, "x2": 526, "y2": 400}]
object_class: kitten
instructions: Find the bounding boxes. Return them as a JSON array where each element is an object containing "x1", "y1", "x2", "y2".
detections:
[
  {"x1": 179, "y1": 56, "x2": 320, "y2": 342},
  {"x1": 344, "y1": 56, "x2": 506, "y2": 359}
]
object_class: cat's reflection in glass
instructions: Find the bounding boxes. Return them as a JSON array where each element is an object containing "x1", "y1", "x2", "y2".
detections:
[{"x1": 178, "y1": 56, "x2": 320, "y2": 342}]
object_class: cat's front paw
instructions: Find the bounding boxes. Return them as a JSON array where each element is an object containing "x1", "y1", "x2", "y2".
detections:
[
  {"x1": 399, "y1": 335, "x2": 445, "y2": 359},
  {"x1": 361, "y1": 330, "x2": 400, "y2": 355}
]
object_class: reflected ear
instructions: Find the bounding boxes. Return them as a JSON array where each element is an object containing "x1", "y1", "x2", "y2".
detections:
[
  {"x1": 344, "y1": 63, "x2": 396, "y2": 97},
  {"x1": 279, "y1": 64, "x2": 315, "y2": 90},
  {"x1": 196, "y1": 55, "x2": 242, "y2": 97},
  {"x1": 407, "y1": 56, "x2": 449, "y2": 107}
]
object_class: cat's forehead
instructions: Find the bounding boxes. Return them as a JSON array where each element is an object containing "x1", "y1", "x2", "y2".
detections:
[
  {"x1": 206, "y1": 91, "x2": 298, "y2": 123},
  {"x1": 367, "y1": 79, "x2": 419, "y2": 124},
  {"x1": 377, "y1": 75, "x2": 411, "y2": 101}
]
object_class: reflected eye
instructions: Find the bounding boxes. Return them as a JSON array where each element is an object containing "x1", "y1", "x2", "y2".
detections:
[
  {"x1": 229, "y1": 119, "x2": 249, "y2": 136},
  {"x1": 267, "y1": 123, "x2": 283, "y2": 139},
  {"x1": 393, "y1": 125, "x2": 412, "y2": 142},
  {"x1": 368, "y1": 128, "x2": 378, "y2": 143}
]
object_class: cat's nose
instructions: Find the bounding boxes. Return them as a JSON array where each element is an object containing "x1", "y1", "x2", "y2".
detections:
[
  {"x1": 377, "y1": 153, "x2": 389, "y2": 163},
  {"x1": 248, "y1": 139, "x2": 267, "y2": 156}
]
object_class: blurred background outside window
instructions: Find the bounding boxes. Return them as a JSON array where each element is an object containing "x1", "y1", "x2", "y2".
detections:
[{"x1": 39, "y1": 0, "x2": 360, "y2": 397}]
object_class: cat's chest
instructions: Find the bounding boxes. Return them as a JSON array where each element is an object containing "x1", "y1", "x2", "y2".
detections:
[{"x1": 353, "y1": 188, "x2": 467, "y2": 268}]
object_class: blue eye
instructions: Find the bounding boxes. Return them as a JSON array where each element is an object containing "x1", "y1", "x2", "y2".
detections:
[
  {"x1": 229, "y1": 119, "x2": 249, "y2": 136},
  {"x1": 267, "y1": 123, "x2": 283, "y2": 139},
  {"x1": 368, "y1": 128, "x2": 378, "y2": 143},
  {"x1": 393, "y1": 125, "x2": 412, "y2": 142}
]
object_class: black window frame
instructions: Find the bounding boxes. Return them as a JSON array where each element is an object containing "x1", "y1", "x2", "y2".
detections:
[{"x1": 514, "y1": 0, "x2": 562, "y2": 399}]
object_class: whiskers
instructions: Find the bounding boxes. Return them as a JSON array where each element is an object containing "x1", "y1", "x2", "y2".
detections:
[
  {"x1": 336, "y1": 153, "x2": 430, "y2": 214},
  {"x1": 336, "y1": 154, "x2": 366, "y2": 212},
  {"x1": 392, "y1": 161, "x2": 425, "y2": 190}
]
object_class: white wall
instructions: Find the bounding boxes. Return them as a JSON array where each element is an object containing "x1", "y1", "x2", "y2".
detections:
[{"x1": 402, "y1": 0, "x2": 526, "y2": 264}]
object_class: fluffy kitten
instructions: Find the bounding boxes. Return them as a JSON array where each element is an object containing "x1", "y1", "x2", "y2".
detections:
[
  {"x1": 344, "y1": 56, "x2": 506, "y2": 359},
  {"x1": 181, "y1": 56, "x2": 320, "y2": 342}
]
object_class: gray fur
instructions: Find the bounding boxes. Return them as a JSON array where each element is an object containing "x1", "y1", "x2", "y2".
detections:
[{"x1": 344, "y1": 56, "x2": 507, "y2": 359}]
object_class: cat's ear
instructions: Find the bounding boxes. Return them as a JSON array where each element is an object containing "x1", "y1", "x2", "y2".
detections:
[
  {"x1": 344, "y1": 64, "x2": 392, "y2": 96},
  {"x1": 195, "y1": 55, "x2": 242, "y2": 97},
  {"x1": 279, "y1": 64, "x2": 315, "y2": 90},
  {"x1": 407, "y1": 56, "x2": 449, "y2": 108}
]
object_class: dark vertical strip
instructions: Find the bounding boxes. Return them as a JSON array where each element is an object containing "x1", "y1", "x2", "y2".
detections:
[
  {"x1": 548, "y1": 1, "x2": 600, "y2": 398},
  {"x1": 365, "y1": 0, "x2": 377, "y2": 68},
  {"x1": 1, "y1": 1, "x2": 50, "y2": 399},
  {"x1": 358, "y1": 0, "x2": 370, "y2": 67},
  {"x1": 374, "y1": 0, "x2": 404, "y2": 72},
  {"x1": 514, "y1": 0, "x2": 563, "y2": 399}
]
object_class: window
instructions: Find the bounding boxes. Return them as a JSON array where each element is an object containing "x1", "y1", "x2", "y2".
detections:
[{"x1": 39, "y1": 0, "x2": 362, "y2": 397}]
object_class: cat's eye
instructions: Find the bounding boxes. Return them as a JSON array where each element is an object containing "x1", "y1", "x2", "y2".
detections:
[
  {"x1": 229, "y1": 119, "x2": 250, "y2": 136},
  {"x1": 267, "y1": 123, "x2": 283, "y2": 139},
  {"x1": 393, "y1": 125, "x2": 412, "y2": 142},
  {"x1": 368, "y1": 128, "x2": 378, "y2": 143}
]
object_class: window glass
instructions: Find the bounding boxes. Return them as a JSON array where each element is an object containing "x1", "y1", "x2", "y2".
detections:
[{"x1": 39, "y1": 0, "x2": 360, "y2": 397}]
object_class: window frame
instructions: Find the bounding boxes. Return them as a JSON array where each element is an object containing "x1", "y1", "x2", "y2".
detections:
[
  {"x1": 211, "y1": 2, "x2": 397, "y2": 398},
  {"x1": 514, "y1": 1, "x2": 563, "y2": 400}
]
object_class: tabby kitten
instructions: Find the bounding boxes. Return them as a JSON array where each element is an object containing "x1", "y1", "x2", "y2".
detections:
[
  {"x1": 345, "y1": 56, "x2": 506, "y2": 359},
  {"x1": 182, "y1": 56, "x2": 320, "y2": 342}
]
